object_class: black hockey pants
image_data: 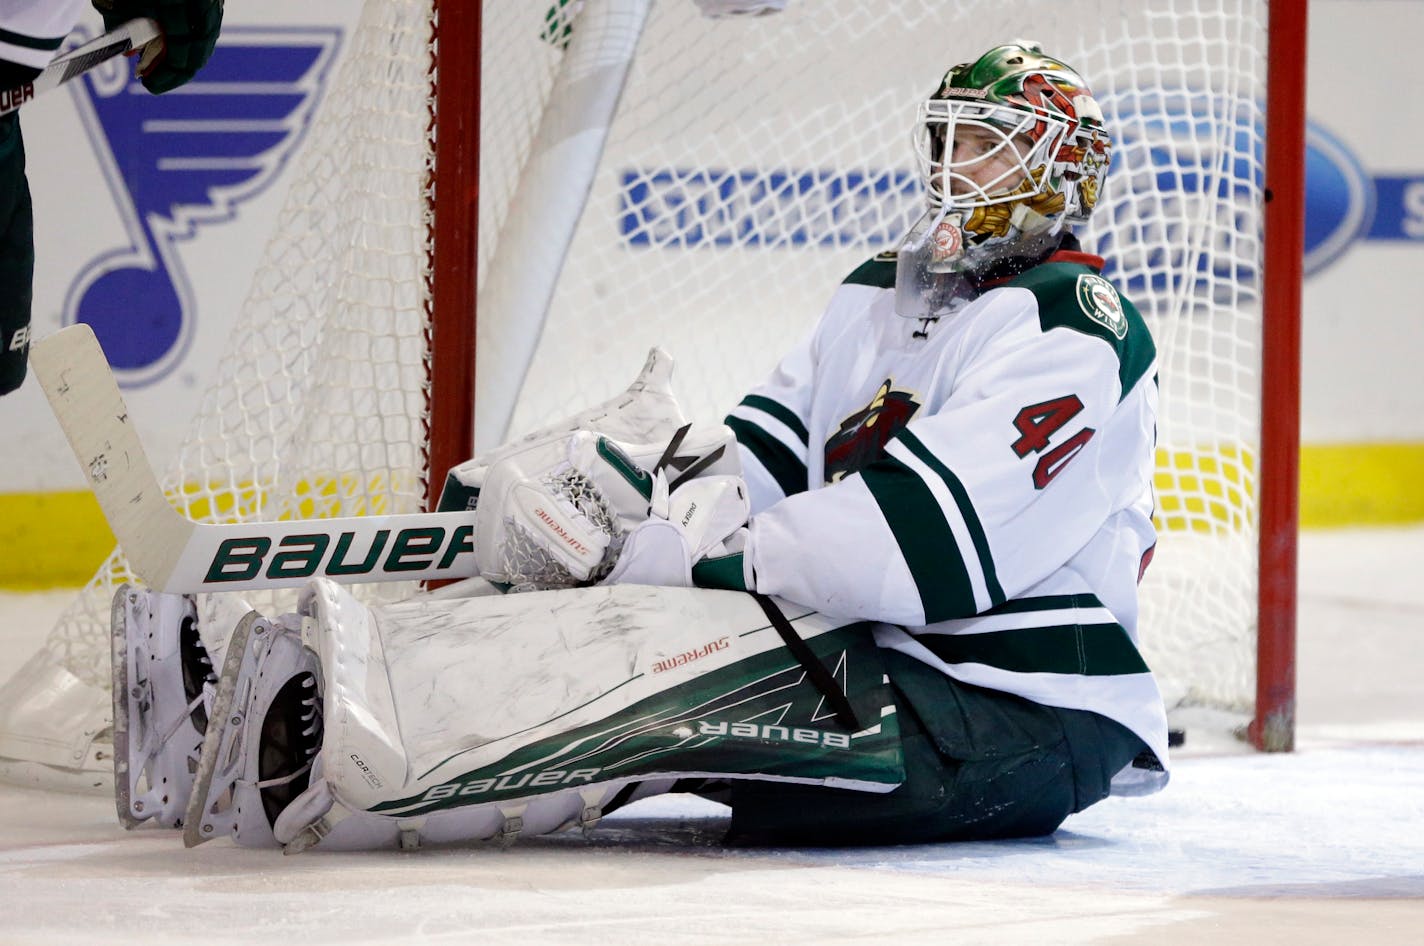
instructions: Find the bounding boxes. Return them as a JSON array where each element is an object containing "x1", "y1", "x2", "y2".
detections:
[
  {"x1": 726, "y1": 648, "x2": 1147, "y2": 845},
  {"x1": 0, "y1": 110, "x2": 34, "y2": 397}
]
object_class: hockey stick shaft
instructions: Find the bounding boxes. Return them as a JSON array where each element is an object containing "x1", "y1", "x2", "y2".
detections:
[
  {"x1": 31, "y1": 324, "x2": 478, "y2": 594},
  {"x1": 1, "y1": 19, "x2": 162, "y2": 118}
]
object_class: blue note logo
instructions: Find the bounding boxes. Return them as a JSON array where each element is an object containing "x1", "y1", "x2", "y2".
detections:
[{"x1": 65, "y1": 28, "x2": 340, "y2": 387}]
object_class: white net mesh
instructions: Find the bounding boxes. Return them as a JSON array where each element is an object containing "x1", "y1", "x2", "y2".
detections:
[
  {"x1": 0, "y1": 0, "x2": 460, "y2": 777},
  {"x1": 505, "y1": 1, "x2": 1267, "y2": 710},
  {"x1": 0, "y1": 0, "x2": 1270, "y2": 781}
]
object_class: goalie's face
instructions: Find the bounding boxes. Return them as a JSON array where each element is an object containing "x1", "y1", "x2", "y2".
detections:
[
  {"x1": 941, "y1": 123, "x2": 1035, "y2": 202},
  {"x1": 893, "y1": 44, "x2": 1114, "y2": 313},
  {"x1": 914, "y1": 100, "x2": 1061, "y2": 211}
]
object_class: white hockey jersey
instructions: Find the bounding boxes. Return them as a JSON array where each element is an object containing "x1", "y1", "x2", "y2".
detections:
[
  {"x1": 726, "y1": 246, "x2": 1170, "y2": 792},
  {"x1": 0, "y1": 1, "x2": 90, "y2": 71}
]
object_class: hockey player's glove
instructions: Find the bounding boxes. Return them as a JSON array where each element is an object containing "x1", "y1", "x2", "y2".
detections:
[
  {"x1": 92, "y1": 0, "x2": 223, "y2": 94},
  {"x1": 603, "y1": 470, "x2": 754, "y2": 591},
  {"x1": 472, "y1": 430, "x2": 654, "y2": 590},
  {"x1": 458, "y1": 421, "x2": 741, "y2": 591}
]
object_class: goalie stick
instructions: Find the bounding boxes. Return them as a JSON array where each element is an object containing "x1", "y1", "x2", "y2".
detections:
[
  {"x1": 31, "y1": 324, "x2": 478, "y2": 594},
  {"x1": 0, "y1": 19, "x2": 162, "y2": 118}
]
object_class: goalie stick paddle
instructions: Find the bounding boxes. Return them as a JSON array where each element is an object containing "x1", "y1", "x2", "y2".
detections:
[
  {"x1": 1, "y1": 19, "x2": 162, "y2": 118},
  {"x1": 31, "y1": 324, "x2": 479, "y2": 594}
]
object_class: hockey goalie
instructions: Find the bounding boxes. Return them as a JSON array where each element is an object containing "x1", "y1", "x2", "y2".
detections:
[{"x1": 105, "y1": 41, "x2": 1170, "y2": 853}]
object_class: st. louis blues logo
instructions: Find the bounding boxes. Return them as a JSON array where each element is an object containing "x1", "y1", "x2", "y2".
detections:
[{"x1": 64, "y1": 27, "x2": 340, "y2": 386}]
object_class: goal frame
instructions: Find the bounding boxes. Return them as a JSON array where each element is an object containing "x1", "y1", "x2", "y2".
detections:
[
  {"x1": 425, "y1": 0, "x2": 480, "y2": 512},
  {"x1": 424, "y1": 0, "x2": 1309, "y2": 751},
  {"x1": 1252, "y1": 0, "x2": 1308, "y2": 752},
  {"x1": 0, "y1": 1, "x2": 1310, "y2": 789}
]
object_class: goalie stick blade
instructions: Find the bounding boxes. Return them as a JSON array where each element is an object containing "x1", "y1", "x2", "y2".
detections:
[
  {"x1": 0, "y1": 19, "x2": 161, "y2": 117},
  {"x1": 31, "y1": 324, "x2": 193, "y2": 592},
  {"x1": 31, "y1": 324, "x2": 479, "y2": 593}
]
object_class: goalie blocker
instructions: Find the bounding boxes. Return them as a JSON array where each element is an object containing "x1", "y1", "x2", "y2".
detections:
[{"x1": 157, "y1": 579, "x2": 1146, "y2": 852}]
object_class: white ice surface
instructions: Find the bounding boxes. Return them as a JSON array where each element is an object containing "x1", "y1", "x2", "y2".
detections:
[{"x1": 2, "y1": 527, "x2": 1422, "y2": 944}]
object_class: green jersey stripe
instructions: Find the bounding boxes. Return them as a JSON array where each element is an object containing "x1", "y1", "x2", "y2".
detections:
[
  {"x1": 860, "y1": 456, "x2": 977, "y2": 620},
  {"x1": 896, "y1": 429, "x2": 1006, "y2": 607},
  {"x1": 0, "y1": 28, "x2": 64, "y2": 52},
  {"x1": 740, "y1": 395, "x2": 809, "y2": 446},
  {"x1": 726, "y1": 415, "x2": 808, "y2": 499},
  {"x1": 918, "y1": 622, "x2": 1150, "y2": 677},
  {"x1": 980, "y1": 593, "x2": 1105, "y2": 616},
  {"x1": 842, "y1": 254, "x2": 898, "y2": 288}
]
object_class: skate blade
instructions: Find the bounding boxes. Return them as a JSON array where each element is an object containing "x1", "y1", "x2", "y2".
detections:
[
  {"x1": 111, "y1": 585, "x2": 140, "y2": 829},
  {"x1": 182, "y1": 611, "x2": 265, "y2": 848}
]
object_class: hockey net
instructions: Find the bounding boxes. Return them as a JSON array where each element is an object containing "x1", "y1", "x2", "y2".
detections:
[{"x1": 0, "y1": 0, "x2": 1289, "y2": 787}]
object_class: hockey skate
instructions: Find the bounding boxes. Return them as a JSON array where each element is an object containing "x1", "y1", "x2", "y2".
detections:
[
  {"x1": 183, "y1": 610, "x2": 322, "y2": 849},
  {"x1": 112, "y1": 586, "x2": 219, "y2": 829}
]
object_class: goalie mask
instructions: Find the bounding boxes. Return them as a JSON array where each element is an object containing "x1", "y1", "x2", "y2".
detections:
[{"x1": 895, "y1": 41, "x2": 1112, "y2": 319}]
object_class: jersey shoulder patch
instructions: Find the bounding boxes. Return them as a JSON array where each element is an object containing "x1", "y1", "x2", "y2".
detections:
[
  {"x1": 842, "y1": 252, "x2": 898, "y2": 289},
  {"x1": 1008, "y1": 262, "x2": 1156, "y2": 398}
]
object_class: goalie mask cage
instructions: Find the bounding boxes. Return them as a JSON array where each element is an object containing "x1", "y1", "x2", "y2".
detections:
[{"x1": 0, "y1": 0, "x2": 1305, "y2": 788}]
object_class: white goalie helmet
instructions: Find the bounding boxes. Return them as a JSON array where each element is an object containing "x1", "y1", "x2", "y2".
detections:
[{"x1": 896, "y1": 40, "x2": 1112, "y2": 299}]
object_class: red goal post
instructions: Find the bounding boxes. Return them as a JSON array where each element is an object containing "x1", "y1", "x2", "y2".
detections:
[
  {"x1": 449, "y1": 1, "x2": 1304, "y2": 746},
  {"x1": 1254, "y1": 0, "x2": 1308, "y2": 752},
  {"x1": 425, "y1": 0, "x2": 479, "y2": 512}
]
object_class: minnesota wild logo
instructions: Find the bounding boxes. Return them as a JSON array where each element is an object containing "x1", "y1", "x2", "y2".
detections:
[
  {"x1": 824, "y1": 379, "x2": 922, "y2": 482},
  {"x1": 1076, "y1": 273, "x2": 1127, "y2": 340}
]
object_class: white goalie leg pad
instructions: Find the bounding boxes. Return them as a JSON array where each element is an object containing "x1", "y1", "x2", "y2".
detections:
[
  {"x1": 112, "y1": 586, "x2": 216, "y2": 829},
  {"x1": 273, "y1": 771, "x2": 636, "y2": 853},
  {"x1": 180, "y1": 585, "x2": 638, "y2": 852},
  {"x1": 257, "y1": 578, "x2": 902, "y2": 852}
]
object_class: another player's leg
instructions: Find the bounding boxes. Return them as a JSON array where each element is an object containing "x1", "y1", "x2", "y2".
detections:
[{"x1": 0, "y1": 110, "x2": 34, "y2": 397}]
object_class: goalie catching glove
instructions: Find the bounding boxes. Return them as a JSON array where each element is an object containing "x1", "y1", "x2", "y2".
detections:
[{"x1": 469, "y1": 424, "x2": 744, "y2": 591}]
